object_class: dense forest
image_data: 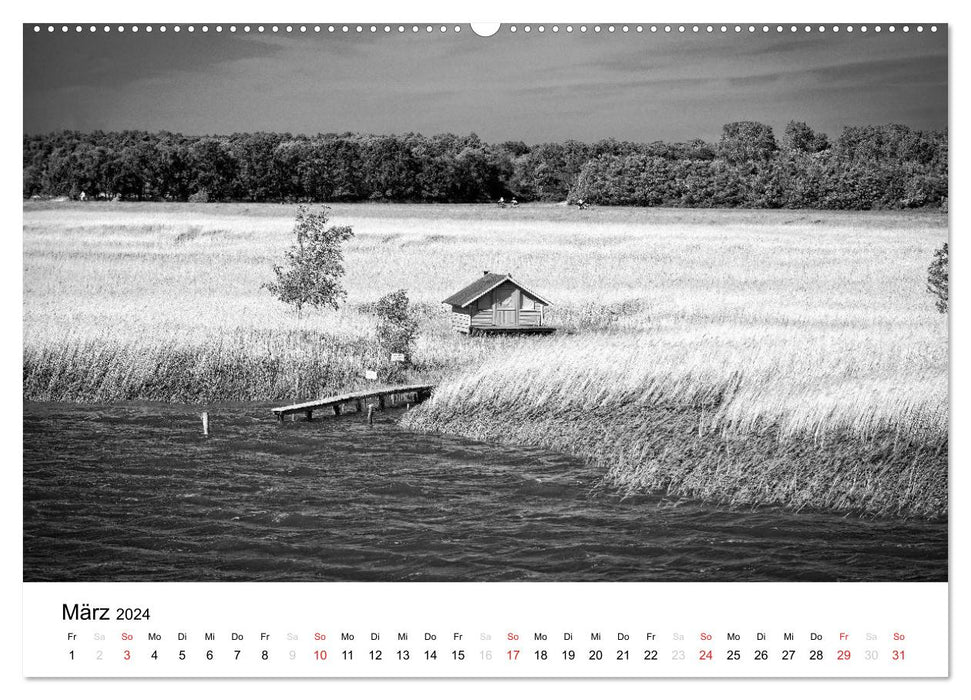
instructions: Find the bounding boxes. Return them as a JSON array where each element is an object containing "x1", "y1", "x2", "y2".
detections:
[{"x1": 23, "y1": 121, "x2": 947, "y2": 209}]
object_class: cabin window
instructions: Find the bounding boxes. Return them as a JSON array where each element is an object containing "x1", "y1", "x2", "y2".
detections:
[{"x1": 520, "y1": 294, "x2": 535, "y2": 311}]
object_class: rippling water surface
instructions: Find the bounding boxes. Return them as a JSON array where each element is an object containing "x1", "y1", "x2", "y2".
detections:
[{"x1": 23, "y1": 402, "x2": 947, "y2": 582}]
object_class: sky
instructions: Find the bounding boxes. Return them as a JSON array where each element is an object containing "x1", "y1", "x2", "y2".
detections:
[{"x1": 23, "y1": 25, "x2": 948, "y2": 143}]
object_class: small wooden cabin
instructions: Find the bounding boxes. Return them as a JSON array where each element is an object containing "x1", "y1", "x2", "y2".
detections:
[{"x1": 443, "y1": 271, "x2": 555, "y2": 335}]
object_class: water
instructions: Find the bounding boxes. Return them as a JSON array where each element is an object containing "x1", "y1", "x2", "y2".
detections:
[{"x1": 23, "y1": 403, "x2": 947, "y2": 582}]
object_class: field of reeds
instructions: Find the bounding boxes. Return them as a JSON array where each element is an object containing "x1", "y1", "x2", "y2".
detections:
[{"x1": 23, "y1": 201, "x2": 948, "y2": 517}]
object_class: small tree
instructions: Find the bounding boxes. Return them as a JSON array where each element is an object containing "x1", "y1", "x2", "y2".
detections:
[
  {"x1": 927, "y1": 242, "x2": 948, "y2": 313},
  {"x1": 264, "y1": 205, "x2": 354, "y2": 315},
  {"x1": 371, "y1": 289, "x2": 420, "y2": 370}
]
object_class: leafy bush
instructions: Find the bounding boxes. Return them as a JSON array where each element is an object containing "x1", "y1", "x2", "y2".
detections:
[
  {"x1": 718, "y1": 121, "x2": 779, "y2": 163},
  {"x1": 927, "y1": 243, "x2": 948, "y2": 313},
  {"x1": 370, "y1": 289, "x2": 420, "y2": 363},
  {"x1": 783, "y1": 121, "x2": 830, "y2": 154}
]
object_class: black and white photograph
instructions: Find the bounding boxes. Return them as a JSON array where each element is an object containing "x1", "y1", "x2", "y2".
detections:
[{"x1": 22, "y1": 22, "x2": 948, "y2": 585}]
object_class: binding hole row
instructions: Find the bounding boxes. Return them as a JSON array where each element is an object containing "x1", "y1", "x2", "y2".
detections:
[{"x1": 32, "y1": 24, "x2": 939, "y2": 35}]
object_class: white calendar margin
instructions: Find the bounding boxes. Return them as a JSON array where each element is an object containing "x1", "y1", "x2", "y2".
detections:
[
  {"x1": 23, "y1": 582, "x2": 949, "y2": 678},
  {"x1": 6, "y1": 0, "x2": 963, "y2": 696}
]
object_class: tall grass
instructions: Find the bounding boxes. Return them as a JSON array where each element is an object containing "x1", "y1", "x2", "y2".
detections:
[
  {"x1": 23, "y1": 202, "x2": 948, "y2": 515},
  {"x1": 402, "y1": 334, "x2": 947, "y2": 518}
]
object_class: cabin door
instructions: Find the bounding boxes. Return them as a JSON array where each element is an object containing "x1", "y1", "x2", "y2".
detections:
[{"x1": 493, "y1": 285, "x2": 519, "y2": 326}]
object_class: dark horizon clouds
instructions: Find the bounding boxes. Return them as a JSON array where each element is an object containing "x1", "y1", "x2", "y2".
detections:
[{"x1": 23, "y1": 25, "x2": 947, "y2": 142}]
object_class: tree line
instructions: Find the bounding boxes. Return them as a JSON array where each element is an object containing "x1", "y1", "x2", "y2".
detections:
[{"x1": 23, "y1": 122, "x2": 947, "y2": 209}]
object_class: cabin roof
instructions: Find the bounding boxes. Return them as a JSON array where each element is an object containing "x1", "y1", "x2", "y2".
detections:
[{"x1": 442, "y1": 272, "x2": 553, "y2": 308}]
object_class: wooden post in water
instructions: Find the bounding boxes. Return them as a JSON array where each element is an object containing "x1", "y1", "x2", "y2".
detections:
[
  {"x1": 201, "y1": 411, "x2": 209, "y2": 436},
  {"x1": 367, "y1": 405, "x2": 374, "y2": 425}
]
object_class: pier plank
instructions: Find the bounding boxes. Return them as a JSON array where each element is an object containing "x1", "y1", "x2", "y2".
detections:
[{"x1": 272, "y1": 383, "x2": 435, "y2": 421}]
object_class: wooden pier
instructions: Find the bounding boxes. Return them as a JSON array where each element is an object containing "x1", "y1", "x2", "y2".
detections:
[{"x1": 271, "y1": 383, "x2": 435, "y2": 422}]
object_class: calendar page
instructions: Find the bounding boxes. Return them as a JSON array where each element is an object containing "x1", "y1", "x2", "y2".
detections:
[{"x1": 19, "y1": 7, "x2": 951, "y2": 685}]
